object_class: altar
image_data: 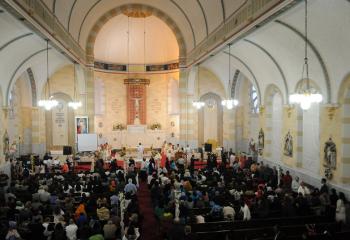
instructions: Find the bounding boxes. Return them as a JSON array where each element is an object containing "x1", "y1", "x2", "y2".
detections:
[{"x1": 99, "y1": 126, "x2": 166, "y2": 149}]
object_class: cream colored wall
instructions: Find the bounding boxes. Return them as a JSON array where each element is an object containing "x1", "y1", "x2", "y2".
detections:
[
  {"x1": 257, "y1": 80, "x2": 349, "y2": 187},
  {"x1": 94, "y1": 71, "x2": 180, "y2": 142},
  {"x1": 41, "y1": 64, "x2": 90, "y2": 151},
  {"x1": 179, "y1": 66, "x2": 236, "y2": 148}
]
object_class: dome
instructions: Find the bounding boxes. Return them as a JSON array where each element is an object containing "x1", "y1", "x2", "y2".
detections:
[{"x1": 94, "y1": 14, "x2": 179, "y2": 65}]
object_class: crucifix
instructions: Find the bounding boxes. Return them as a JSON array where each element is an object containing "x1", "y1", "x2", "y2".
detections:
[
  {"x1": 124, "y1": 78, "x2": 150, "y2": 125},
  {"x1": 132, "y1": 97, "x2": 142, "y2": 125}
]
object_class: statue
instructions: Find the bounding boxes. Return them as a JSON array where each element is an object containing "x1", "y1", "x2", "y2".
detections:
[
  {"x1": 324, "y1": 137, "x2": 336, "y2": 169},
  {"x1": 132, "y1": 97, "x2": 142, "y2": 125},
  {"x1": 3, "y1": 130, "x2": 9, "y2": 156},
  {"x1": 283, "y1": 131, "x2": 293, "y2": 157},
  {"x1": 248, "y1": 138, "x2": 256, "y2": 155},
  {"x1": 9, "y1": 140, "x2": 17, "y2": 160},
  {"x1": 258, "y1": 128, "x2": 264, "y2": 149}
]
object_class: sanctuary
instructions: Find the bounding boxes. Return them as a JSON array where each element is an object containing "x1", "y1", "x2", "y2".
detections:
[{"x1": 1, "y1": 0, "x2": 350, "y2": 239}]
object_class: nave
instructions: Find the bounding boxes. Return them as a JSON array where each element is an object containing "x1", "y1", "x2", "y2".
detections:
[{"x1": 1, "y1": 0, "x2": 350, "y2": 239}]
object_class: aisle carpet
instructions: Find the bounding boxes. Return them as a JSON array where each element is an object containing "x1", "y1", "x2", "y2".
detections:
[{"x1": 137, "y1": 181, "x2": 162, "y2": 240}]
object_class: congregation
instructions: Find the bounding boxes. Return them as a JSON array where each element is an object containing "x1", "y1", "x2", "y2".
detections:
[{"x1": 0, "y1": 144, "x2": 349, "y2": 240}]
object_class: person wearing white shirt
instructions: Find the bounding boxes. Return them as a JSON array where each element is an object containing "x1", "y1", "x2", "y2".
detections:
[
  {"x1": 241, "y1": 203, "x2": 251, "y2": 221},
  {"x1": 291, "y1": 177, "x2": 300, "y2": 192},
  {"x1": 196, "y1": 215, "x2": 205, "y2": 223},
  {"x1": 66, "y1": 219, "x2": 78, "y2": 240},
  {"x1": 297, "y1": 182, "x2": 310, "y2": 196},
  {"x1": 137, "y1": 143, "x2": 144, "y2": 160},
  {"x1": 229, "y1": 154, "x2": 236, "y2": 167},
  {"x1": 223, "y1": 205, "x2": 235, "y2": 220}
]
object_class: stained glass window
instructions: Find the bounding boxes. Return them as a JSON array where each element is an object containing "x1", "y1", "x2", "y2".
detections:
[{"x1": 250, "y1": 85, "x2": 259, "y2": 114}]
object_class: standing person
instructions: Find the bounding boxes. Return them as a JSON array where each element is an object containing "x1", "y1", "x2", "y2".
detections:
[
  {"x1": 320, "y1": 178, "x2": 329, "y2": 194},
  {"x1": 282, "y1": 171, "x2": 293, "y2": 190},
  {"x1": 137, "y1": 143, "x2": 144, "y2": 160},
  {"x1": 335, "y1": 192, "x2": 347, "y2": 224},
  {"x1": 66, "y1": 219, "x2": 78, "y2": 240}
]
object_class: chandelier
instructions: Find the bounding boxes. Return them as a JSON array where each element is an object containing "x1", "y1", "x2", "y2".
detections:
[
  {"x1": 192, "y1": 65, "x2": 205, "y2": 109},
  {"x1": 38, "y1": 39, "x2": 58, "y2": 110},
  {"x1": 68, "y1": 63, "x2": 82, "y2": 110},
  {"x1": 221, "y1": 43, "x2": 239, "y2": 109},
  {"x1": 289, "y1": 0, "x2": 322, "y2": 110}
]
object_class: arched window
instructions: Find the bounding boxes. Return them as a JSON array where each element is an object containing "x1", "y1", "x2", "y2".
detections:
[{"x1": 250, "y1": 85, "x2": 259, "y2": 114}]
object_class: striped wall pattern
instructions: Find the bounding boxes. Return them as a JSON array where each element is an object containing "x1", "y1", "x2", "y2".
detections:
[
  {"x1": 295, "y1": 107, "x2": 303, "y2": 168},
  {"x1": 341, "y1": 88, "x2": 350, "y2": 183},
  {"x1": 85, "y1": 4, "x2": 187, "y2": 65},
  {"x1": 179, "y1": 69, "x2": 191, "y2": 145},
  {"x1": 263, "y1": 84, "x2": 283, "y2": 160}
]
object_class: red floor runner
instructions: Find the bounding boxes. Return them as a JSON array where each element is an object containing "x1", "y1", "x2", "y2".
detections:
[{"x1": 137, "y1": 181, "x2": 162, "y2": 240}]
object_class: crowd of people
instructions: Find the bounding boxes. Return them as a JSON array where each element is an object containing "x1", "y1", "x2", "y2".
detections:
[
  {"x1": 0, "y1": 154, "x2": 142, "y2": 240},
  {"x1": 0, "y1": 144, "x2": 349, "y2": 240}
]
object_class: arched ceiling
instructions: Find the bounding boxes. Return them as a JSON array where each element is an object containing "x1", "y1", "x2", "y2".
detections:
[
  {"x1": 94, "y1": 14, "x2": 179, "y2": 64},
  {"x1": 0, "y1": 9, "x2": 70, "y2": 105},
  {"x1": 201, "y1": 0, "x2": 350, "y2": 104},
  {"x1": 1, "y1": 0, "x2": 350, "y2": 107},
  {"x1": 41, "y1": 0, "x2": 246, "y2": 53}
]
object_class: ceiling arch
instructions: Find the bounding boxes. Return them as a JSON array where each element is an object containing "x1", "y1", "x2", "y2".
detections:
[
  {"x1": 244, "y1": 39, "x2": 289, "y2": 103},
  {"x1": 40, "y1": 0, "x2": 248, "y2": 54},
  {"x1": 85, "y1": 4, "x2": 187, "y2": 65}
]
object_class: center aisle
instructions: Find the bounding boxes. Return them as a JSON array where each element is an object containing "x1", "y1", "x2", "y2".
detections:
[{"x1": 137, "y1": 180, "x2": 162, "y2": 240}]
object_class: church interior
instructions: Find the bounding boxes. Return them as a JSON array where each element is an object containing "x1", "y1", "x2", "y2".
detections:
[{"x1": 0, "y1": 0, "x2": 350, "y2": 239}]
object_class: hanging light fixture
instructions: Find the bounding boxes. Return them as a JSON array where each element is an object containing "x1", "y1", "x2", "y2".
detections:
[
  {"x1": 289, "y1": 0, "x2": 322, "y2": 110},
  {"x1": 68, "y1": 62, "x2": 82, "y2": 110},
  {"x1": 192, "y1": 65, "x2": 205, "y2": 109},
  {"x1": 38, "y1": 39, "x2": 58, "y2": 110},
  {"x1": 221, "y1": 43, "x2": 239, "y2": 109}
]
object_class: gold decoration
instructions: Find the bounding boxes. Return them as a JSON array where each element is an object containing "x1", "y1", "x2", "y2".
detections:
[
  {"x1": 286, "y1": 105, "x2": 294, "y2": 118},
  {"x1": 122, "y1": 9, "x2": 152, "y2": 18},
  {"x1": 326, "y1": 105, "x2": 339, "y2": 120},
  {"x1": 259, "y1": 105, "x2": 265, "y2": 115}
]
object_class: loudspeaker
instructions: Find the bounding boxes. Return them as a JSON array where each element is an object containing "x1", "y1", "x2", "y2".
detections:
[
  {"x1": 63, "y1": 146, "x2": 72, "y2": 155},
  {"x1": 204, "y1": 143, "x2": 212, "y2": 152}
]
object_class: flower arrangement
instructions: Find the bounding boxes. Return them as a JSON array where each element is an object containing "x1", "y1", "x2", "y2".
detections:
[
  {"x1": 112, "y1": 123, "x2": 126, "y2": 131},
  {"x1": 149, "y1": 122, "x2": 161, "y2": 130}
]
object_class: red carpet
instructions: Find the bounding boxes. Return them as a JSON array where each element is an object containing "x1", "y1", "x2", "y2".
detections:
[{"x1": 137, "y1": 181, "x2": 162, "y2": 240}]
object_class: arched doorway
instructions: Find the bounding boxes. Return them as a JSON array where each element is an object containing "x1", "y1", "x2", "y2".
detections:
[{"x1": 198, "y1": 92, "x2": 223, "y2": 147}]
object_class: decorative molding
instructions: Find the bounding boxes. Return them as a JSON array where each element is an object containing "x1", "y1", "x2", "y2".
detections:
[
  {"x1": 285, "y1": 104, "x2": 294, "y2": 118},
  {"x1": 259, "y1": 105, "x2": 265, "y2": 115},
  {"x1": 94, "y1": 61, "x2": 179, "y2": 72},
  {"x1": 231, "y1": 70, "x2": 240, "y2": 99},
  {"x1": 324, "y1": 104, "x2": 339, "y2": 120},
  {"x1": 187, "y1": 0, "x2": 297, "y2": 66},
  {"x1": 122, "y1": 8, "x2": 152, "y2": 18},
  {"x1": 26, "y1": 68, "x2": 37, "y2": 107}
]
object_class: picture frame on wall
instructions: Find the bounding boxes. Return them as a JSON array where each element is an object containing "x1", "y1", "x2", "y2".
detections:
[{"x1": 75, "y1": 116, "x2": 89, "y2": 135}]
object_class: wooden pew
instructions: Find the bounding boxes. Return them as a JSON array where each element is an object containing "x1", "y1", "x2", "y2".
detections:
[{"x1": 191, "y1": 215, "x2": 327, "y2": 233}]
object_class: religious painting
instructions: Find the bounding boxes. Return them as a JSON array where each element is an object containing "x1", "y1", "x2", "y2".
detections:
[
  {"x1": 283, "y1": 131, "x2": 293, "y2": 157},
  {"x1": 75, "y1": 116, "x2": 88, "y2": 135},
  {"x1": 258, "y1": 128, "x2": 264, "y2": 149},
  {"x1": 324, "y1": 137, "x2": 336, "y2": 169}
]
